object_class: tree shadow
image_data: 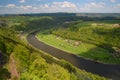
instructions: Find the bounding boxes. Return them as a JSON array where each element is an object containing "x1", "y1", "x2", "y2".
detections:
[
  {"x1": 93, "y1": 27, "x2": 120, "y2": 56},
  {"x1": 79, "y1": 46, "x2": 120, "y2": 64},
  {"x1": 0, "y1": 68, "x2": 11, "y2": 79}
]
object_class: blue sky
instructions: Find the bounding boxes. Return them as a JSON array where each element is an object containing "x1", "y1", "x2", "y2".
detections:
[{"x1": 0, "y1": 0, "x2": 120, "y2": 14}]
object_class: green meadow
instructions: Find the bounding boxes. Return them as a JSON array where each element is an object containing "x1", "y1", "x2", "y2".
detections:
[{"x1": 36, "y1": 33, "x2": 120, "y2": 64}]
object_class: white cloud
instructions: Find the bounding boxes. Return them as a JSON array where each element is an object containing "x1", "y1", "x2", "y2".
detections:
[
  {"x1": 80, "y1": 7, "x2": 91, "y2": 11},
  {"x1": 6, "y1": 4, "x2": 16, "y2": 8},
  {"x1": 33, "y1": 7, "x2": 38, "y2": 9},
  {"x1": 2, "y1": 1, "x2": 120, "y2": 14},
  {"x1": 37, "y1": 0, "x2": 42, "y2": 1},
  {"x1": 80, "y1": 2, "x2": 105, "y2": 11},
  {"x1": 40, "y1": 4, "x2": 49, "y2": 8},
  {"x1": 113, "y1": 4, "x2": 120, "y2": 9},
  {"x1": 78, "y1": 2, "x2": 106, "y2": 12},
  {"x1": 0, "y1": 5, "x2": 3, "y2": 7},
  {"x1": 53, "y1": 1, "x2": 76, "y2": 8},
  {"x1": 86, "y1": 2, "x2": 105, "y2": 8},
  {"x1": 19, "y1": 0, "x2": 25, "y2": 3},
  {"x1": 19, "y1": 5, "x2": 32, "y2": 9},
  {"x1": 117, "y1": 4, "x2": 120, "y2": 7},
  {"x1": 31, "y1": 1, "x2": 78, "y2": 13},
  {"x1": 111, "y1": 0, "x2": 116, "y2": 2}
]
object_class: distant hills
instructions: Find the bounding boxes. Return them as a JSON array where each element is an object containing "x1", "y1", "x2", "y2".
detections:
[
  {"x1": 76, "y1": 13, "x2": 120, "y2": 18},
  {"x1": 1, "y1": 13, "x2": 120, "y2": 18}
]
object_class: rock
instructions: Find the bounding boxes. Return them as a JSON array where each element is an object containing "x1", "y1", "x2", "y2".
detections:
[
  {"x1": 74, "y1": 41, "x2": 80, "y2": 46},
  {"x1": 112, "y1": 47, "x2": 120, "y2": 57}
]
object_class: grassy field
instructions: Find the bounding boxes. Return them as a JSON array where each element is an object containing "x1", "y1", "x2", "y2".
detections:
[{"x1": 36, "y1": 33, "x2": 120, "y2": 64}]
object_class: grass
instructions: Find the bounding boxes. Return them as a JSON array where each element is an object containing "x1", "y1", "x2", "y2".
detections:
[{"x1": 36, "y1": 33, "x2": 120, "y2": 64}]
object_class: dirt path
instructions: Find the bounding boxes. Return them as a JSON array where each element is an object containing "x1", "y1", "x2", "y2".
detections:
[
  {"x1": 27, "y1": 32, "x2": 120, "y2": 80},
  {"x1": 9, "y1": 54, "x2": 19, "y2": 80}
]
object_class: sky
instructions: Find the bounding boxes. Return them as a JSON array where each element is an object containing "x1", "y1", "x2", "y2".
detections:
[{"x1": 0, "y1": 0, "x2": 120, "y2": 14}]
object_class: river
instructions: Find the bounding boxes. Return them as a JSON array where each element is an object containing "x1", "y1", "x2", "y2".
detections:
[{"x1": 27, "y1": 32, "x2": 120, "y2": 80}]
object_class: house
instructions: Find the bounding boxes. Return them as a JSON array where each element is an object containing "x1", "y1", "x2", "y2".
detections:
[{"x1": 113, "y1": 24, "x2": 120, "y2": 27}]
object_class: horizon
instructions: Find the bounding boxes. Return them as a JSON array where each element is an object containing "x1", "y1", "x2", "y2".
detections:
[
  {"x1": 1, "y1": 12, "x2": 120, "y2": 16},
  {"x1": 0, "y1": 0, "x2": 120, "y2": 14}
]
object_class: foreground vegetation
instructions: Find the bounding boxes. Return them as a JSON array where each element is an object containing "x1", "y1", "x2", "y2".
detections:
[{"x1": 0, "y1": 16, "x2": 109, "y2": 79}]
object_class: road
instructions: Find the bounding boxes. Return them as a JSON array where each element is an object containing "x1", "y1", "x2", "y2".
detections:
[
  {"x1": 9, "y1": 54, "x2": 19, "y2": 79},
  {"x1": 27, "y1": 32, "x2": 120, "y2": 80}
]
